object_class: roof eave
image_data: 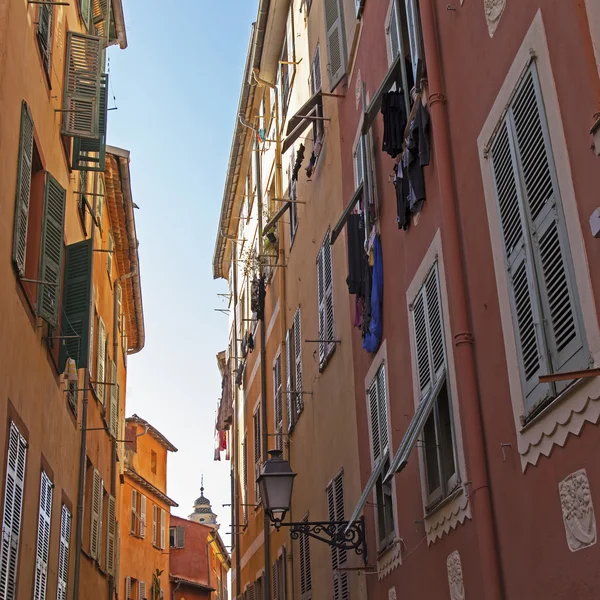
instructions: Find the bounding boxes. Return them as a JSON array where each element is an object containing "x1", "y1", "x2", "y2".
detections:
[{"x1": 110, "y1": 0, "x2": 128, "y2": 49}]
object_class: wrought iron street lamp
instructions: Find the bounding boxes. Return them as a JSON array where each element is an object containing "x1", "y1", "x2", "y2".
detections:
[{"x1": 257, "y1": 450, "x2": 367, "y2": 564}]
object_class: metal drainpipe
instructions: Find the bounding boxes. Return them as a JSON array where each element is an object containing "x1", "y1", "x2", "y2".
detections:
[
  {"x1": 171, "y1": 579, "x2": 181, "y2": 600},
  {"x1": 73, "y1": 171, "x2": 99, "y2": 600},
  {"x1": 231, "y1": 238, "x2": 241, "y2": 600},
  {"x1": 419, "y1": 1, "x2": 503, "y2": 598}
]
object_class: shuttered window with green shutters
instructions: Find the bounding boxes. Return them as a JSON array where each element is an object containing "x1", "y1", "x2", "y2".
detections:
[
  {"x1": 59, "y1": 239, "x2": 93, "y2": 371},
  {"x1": 36, "y1": 3, "x2": 53, "y2": 78},
  {"x1": 489, "y1": 63, "x2": 586, "y2": 416},
  {"x1": 12, "y1": 102, "x2": 34, "y2": 277},
  {"x1": 324, "y1": 0, "x2": 347, "y2": 92},
  {"x1": 38, "y1": 173, "x2": 66, "y2": 327},
  {"x1": 62, "y1": 32, "x2": 102, "y2": 138}
]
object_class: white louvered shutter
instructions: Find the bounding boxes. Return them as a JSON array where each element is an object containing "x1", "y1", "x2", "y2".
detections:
[
  {"x1": 317, "y1": 247, "x2": 326, "y2": 365},
  {"x1": 110, "y1": 361, "x2": 119, "y2": 438},
  {"x1": 405, "y1": 0, "x2": 422, "y2": 82},
  {"x1": 152, "y1": 505, "x2": 157, "y2": 546},
  {"x1": 368, "y1": 367, "x2": 389, "y2": 467},
  {"x1": 57, "y1": 505, "x2": 71, "y2": 600},
  {"x1": 140, "y1": 495, "x2": 146, "y2": 538},
  {"x1": 0, "y1": 422, "x2": 28, "y2": 600},
  {"x1": 324, "y1": 0, "x2": 347, "y2": 91},
  {"x1": 318, "y1": 232, "x2": 334, "y2": 365},
  {"x1": 125, "y1": 576, "x2": 131, "y2": 600},
  {"x1": 139, "y1": 580, "x2": 146, "y2": 600},
  {"x1": 33, "y1": 471, "x2": 53, "y2": 600},
  {"x1": 311, "y1": 45, "x2": 322, "y2": 94},
  {"x1": 62, "y1": 32, "x2": 102, "y2": 138},
  {"x1": 490, "y1": 65, "x2": 585, "y2": 412},
  {"x1": 176, "y1": 526, "x2": 185, "y2": 548},
  {"x1": 90, "y1": 468, "x2": 101, "y2": 560},
  {"x1": 299, "y1": 516, "x2": 311, "y2": 599},
  {"x1": 160, "y1": 509, "x2": 166, "y2": 550},
  {"x1": 130, "y1": 489, "x2": 137, "y2": 534},
  {"x1": 327, "y1": 475, "x2": 348, "y2": 600},
  {"x1": 96, "y1": 318, "x2": 106, "y2": 403},
  {"x1": 293, "y1": 309, "x2": 303, "y2": 415},
  {"x1": 285, "y1": 329, "x2": 294, "y2": 433},
  {"x1": 254, "y1": 409, "x2": 261, "y2": 504},
  {"x1": 106, "y1": 495, "x2": 115, "y2": 575},
  {"x1": 274, "y1": 356, "x2": 283, "y2": 449},
  {"x1": 387, "y1": 2, "x2": 400, "y2": 61}
]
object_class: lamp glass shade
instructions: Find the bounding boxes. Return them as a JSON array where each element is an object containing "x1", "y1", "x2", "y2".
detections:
[{"x1": 258, "y1": 450, "x2": 297, "y2": 523}]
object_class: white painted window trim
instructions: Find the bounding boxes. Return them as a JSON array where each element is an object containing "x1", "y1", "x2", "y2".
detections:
[
  {"x1": 405, "y1": 230, "x2": 470, "y2": 544},
  {"x1": 477, "y1": 10, "x2": 600, "y2": 470}
]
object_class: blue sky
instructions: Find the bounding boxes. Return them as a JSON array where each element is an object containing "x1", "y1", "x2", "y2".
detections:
[{"x1": 106, "y1": 0, "x2": 258, "y2": 536}]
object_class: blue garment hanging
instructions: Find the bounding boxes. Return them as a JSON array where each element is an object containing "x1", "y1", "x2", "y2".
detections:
[{"x1": 362, "y1": 235, "x2": 383, "y2": 353}]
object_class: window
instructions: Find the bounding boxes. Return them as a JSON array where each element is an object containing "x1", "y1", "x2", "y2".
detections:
[
  {"x1": 109, "y1": 361, "x2": 119, "y2": 439},
  {"x1": 317, "y1": 231, "x2": 335, "y2": 368},
  {"x1": 78, "y1": 171, "x2": 88, "y2": 233},
  {"x1": 272, "y1": 548, "x2": 287, "y2": 600},
  {"x1": 107, "y1": 232, "x2": 114, "y2": 279},
  {"x1": 326, "y1": 474, "x2": 348, "y2": 600},
  {"x1": 253, "y1": 407, "x2": 262, "y2": 504},
  {"x1": 96, "y1": 317, "x2": 106, "y2": 403},
  {"x1": 125, "y1": 576, "x2": 136, "y2": 600},
  {"x1": 280, "y1": 8, "x2": 295, "y2": 116},
  {"x1": 0, "y1": 422, "x2": 28, "y2": 598},
  {"x1": 79, "y1": 0, "x2": 91, "y2": 30},
  {"x1": 33, "y1": 471, "x2": 53, "y2": 600},
  {"x1": 324, "y1": 0, "x2": 347, "y2": 91},
  {"x1": 242, "y1": 435, "x2": 249, "y2": 524},
  {"x1": 367, "y1": 365, "x2": 395, "y2": 549},
  {"x1": 412, "y1": 265, "x2": 457, "y2": 508},
  {"x1": 160, "y1": 508, "x2": 166, "y2": 550},
  {"x1": 57, "y1": 505, "x2": 72, "y2": 600},
  {"x1": 151, "y1": 450, "x2": 157, "y2": 475},
  {"x1": 106, "y1": 495, "x2": 116, "y2": 576},
  {"x1": 169, "y1": 525, "x2": 185, "y2": 548},
  {"x1": 68, "y1": 382, "x2": 78, "y2": 415},
  {"x1": 273, "y1": 355, "x2": 283, "y2": 450},
  {"x1": 286, "y1": 308, "x2": 304, "y2": 432},
  {"x1": 386, "y1": 0, "x2": 424, "y2": 85},
  {"x1": 96, "y1": 176, "x2": 105, "y2": 229},
  {"x1": 489, "y1": 64, "x2": 586, "y2": 417},
  {"x1": 310, "y1": 45, "x2": 324, "y2": 143},
  {"x1": 138, "y1": 580, "x2": 146, "y2": 600},
  {"x1": 37, "y1": 2, "x2": 53, "y2": 78},
  {"x1": 89, "y1": 467, "x2": 103, "y2": 561},
  {"x1": 353, "y1": 137, "x2": 366, "y2": 188},
  {"x1": 130, "y1": 489, "x2": 146, "y2": 537},
  {"x1": 152, "y1": 505, "x2": 158, "y2": 546}
]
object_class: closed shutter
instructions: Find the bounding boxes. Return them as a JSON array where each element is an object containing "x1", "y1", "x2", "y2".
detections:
[
  {"x1": 125, "y1": 576, "x2": 131, "y2": 600},
  {"x1": 106, "y1": 495, "x2": 115, "y2": 575},
  {"x1": 274, "y1": 356, "x2": 283, "y2": 449},
  {"x1": 33, "y1": 471, "x2": 53, "y2": 600},
  {"x1": 140, "y1": 494, "x2": 146, "y2": 538},
  {"x1": 97, "y1": 487, "x2": 103, "y2": 564},
  {"x1": 160, "y1": 509, "x2": 166, "y2": 550},
  {"x1": 62, "y1": 32, "x2": 102, "y2": 138},
  {"x1": 130, "y1": 489, "x2": 137, "y2": 534},
  {"x1": 38, "y1": 173, "x2": 66, "y2": 326},
  {"x1": 152, "y1": 505, "x2": 157, "y2": 546},
  {"x1": 96, "y1": 318, "x2": 106, "y2": 403},
  {"x1": 405, "y1": 0, "x2": 422, "y2": 82},
  {"x1": 0, "y1": 422, "x2": 28, "y2": 600},
  {"x1": 368, "y1": 365, "x2": 389, "y2": 466},
  {"x1": 285, "y1": 329, "x2": 295, "y2": 433},
  {"x1": 324, "y1": 0, "x2": 347, "y2": 91},
  {"x1": 57, "y1": 505, "x2": 71, "y2": 600},
  {"x1": 12, "y1": 102, "x2": 34, "y2": 277},
  {"x1": 72, "y1": 73, "x2": 109, "y2": 171},
  {"x1": 253, "y1": 409, "x2": 261, "y2": 504},
  {"x1": 242, "y1": 437, "x2": 248, "y2": 523},
  {"x1": 327, "y1": 474, "x2": 348, "y2": 600},
  {"x1": 317, "y1": 233, "x2": 334, "y2": 367},
  {"x1": 139, "y1": 580, "x2": 146, "y2": 600},
  {"x1": 272, "y1": 560, "x2": 279, "y2": 600},
  {"x1": 490, "y1": 65, "x2": 585, "y2": 411},
  {"x1": 59, "y1": 239, "x2": 93, "y2": 371},
  {"x1": 293, "y1": 309, "x2": 303, "y2": 415},
  {"x1": 109, "y1": 361, "x2": 119, "y2": 438},
  {"x1": 90, "y1": 468, "x2": 101, "y2": 560},
  {"x1": 176, "y1": 526, "x2": 185, "y2": 548},
  {"x1": 299, "y1": 516, "x2": 311, "y2": 599},
  {"x1": 37, "y1": 3, "x2": 53, "y2": 74}
]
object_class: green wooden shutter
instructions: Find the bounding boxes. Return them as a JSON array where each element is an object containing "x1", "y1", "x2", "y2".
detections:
[
  {"x1": 80, "y1": 0, "x2": 92, "y2": 30},
  {"x1": 37, "y1": 4, "x2": 53, "y2": 75},
  {"x1": 38, "y1": 173, "x2": 66, "y2": 327},
  {"x1": 106, "y1": 495, "x2": 116, "y2": 575},
  {"x1": 62, "y1": 32, "x2": 102, "y2": 138},
  {"x1": 72, "y1": 73, "x2": 109, "y2": 171},
  {"x1": 59, "y1": 239, "x2": 93, "y2": 371},
  {"x1": 324, "y1": 0, "x2": 347, "y2": 91},
  {"x1": 510, "y1": 66, "x2": 586, "y2": 384},
  {"x1": 12, "y1": 102, "x2": 34, "y2": 277}
]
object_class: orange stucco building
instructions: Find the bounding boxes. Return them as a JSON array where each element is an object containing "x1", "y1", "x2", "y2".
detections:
[{"x1": 119, "y1": 415, "x2": 178, "y2": 600}]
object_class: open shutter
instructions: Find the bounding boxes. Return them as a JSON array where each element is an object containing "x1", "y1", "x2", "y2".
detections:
[
  {"x1": 367, "y1": 377, "x2": 381, "y2": 464},
  {"x1": 38, "y1": 173, "x2": 66, "y2": 326},
  {"x1": 299, "y1": 516, "x2": 311, "y2": 599},
  {"x1": 160, "y1": 509, "x2": 166, "y2": 550},
  {"x1": 317, "y1": 247, "x2": 326, "y2": 365},
  {"x1": 324, "y1": 234, "x2": 334, "y2": 358},
  {"x1": 328, "y1": 475, "x2": 348, "y2": 600},
  {"x1": 57, "y1": 505, "x2": 71, "y2": 600},
  {"x1": 405, "y1": 0, "x2": 422, "y2": 82},
  {"x1": 107, "y1": 232, "x2": 113, "y2": 277},
  {"x1": 139, "y1": 580, "x2": 146, "y2": 600},
  {"x1": 59, "y1": 239, "x2": 93, "y2": 370},
  {"x1": 0, "y1": 422, "x2": 28, "y2": 600},
  {"x1": 97, "y1": 481, "x2": 103, "y2": 563},
  {"x1": 90, "y1": 468, "x2": 101, "y2": 560},
  {"x1": 80, "y1": 0, "x2": 92, "y2": 29},
  {"x1": 125, "y1": 576, "x2": 131, "y2": 600},
  {"x1": 324, "y1": 0, "x2": 347, "y2": 91},
  {"x1": 139, "y1": 495, "x2": 146, "y2": 538},
  {"x1": 62, "y1": 32, "x2": 102, "y2": 138},
  {"x1": 311, "y1": 45, "x2": 322, "y2": 95},
  {"x1": 510, "y1": 67, "x2": 585, "y2": 384},
  {"x1": 37, "y1": 3, "x2": 53, "y2": 74},
  {"x1": 109, "y1": 361, "x2": 119, "y2": 438},
  {"x1": 96, "y1": 318, "x2": 106, "y2": 403},
  {"x1": 130, "y1": 489, "x2": 137, "y2": 534},
  {"x1": 253, "y1": 409, "x2": 261, "y2": 504},
  {"x1": 274, "y1": 357, "x2": 283, "y2": 449},
  {"x1": 72, "y1": 74, "x2": 109, "y2": 171},
  {"x1": 12, "y1": 102, "x2": 34, "y2": 277},
  {"x1": 152, "y1": 505, "x2": 157, "y2": 546},
  {"x1": 280, "y1": 548, "x2": 287, "y2": 600},
  {"x1": 33, "y1": 472, "x2": 52, "y2": 600},
  {"x1": 387, "y1": 3, "x2": 400, "y2": 61},
  {"x1": 293, "y1": 310, "x2": 303, "y2": 415},
  {"x1": 116, "y1": 285, "x2": 123, "y2": 330},
  {"x1": 106, "y1": 495, "x2": 115, "y2": 575},
  {"x1": 285, "y1": 329, "x2": 294, "y2": 433},
  {"x1": 242, "y1": 437, "x2": 248, "y2": 523}
]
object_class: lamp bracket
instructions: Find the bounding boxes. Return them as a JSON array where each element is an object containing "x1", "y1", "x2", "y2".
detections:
[{"x1": 277, "y1": 516, "x2": 367, "y2": 564}]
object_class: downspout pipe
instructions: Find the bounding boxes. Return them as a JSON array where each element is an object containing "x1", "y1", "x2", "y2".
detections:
[
  {"x1": 419, "y1": 1, "x2": 503, "y2": 598},
  {"x1": 232, "y1": 239, "x2": 241, "y2": 600},
  {"x1": 171, "y1": 579, "x2": 181, "y2": 600}
]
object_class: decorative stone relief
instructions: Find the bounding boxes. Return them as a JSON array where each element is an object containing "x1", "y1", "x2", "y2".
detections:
[
  {"x1": 388, "y1": 586, "x2": 397, "y2": 600},
  {"x1": 446, "y1": 551, "x2": 465, "y2": 600},
  {"x1": 484, "y1": 0, "x2": 506, "y2": 37},
  {"x1": 559, "y1": 469, "x2": 597, "y2": 552},
  {"x1": 355, "y1": 70, "x2": 362, "y2": 111}
]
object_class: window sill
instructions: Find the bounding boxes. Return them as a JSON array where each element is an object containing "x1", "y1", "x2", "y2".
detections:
[
  {"x1": 375, "y1": 538, "x2": 401, "y2": 581},
  {"x1": 422, "y1": 485, "x2": 470, "y2": 545}
]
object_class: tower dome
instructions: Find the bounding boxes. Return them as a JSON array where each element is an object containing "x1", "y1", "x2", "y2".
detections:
[{"x1": 188, "y1": 477, "x2": 219, "y2": 529}]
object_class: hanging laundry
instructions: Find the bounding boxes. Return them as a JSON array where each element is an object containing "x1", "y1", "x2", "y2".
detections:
[
  {"x1": 394, "y1": 161, "x2": 411, "y2": 230},
  {"x1": 305, "y1": 152, "x2": 317, "y2": 179},
  {"x1": 405, "y1": 98, "x2": 431, "y2": 213},
  {"x1": 346, "y1": 213, "x2": 366, "y2": 295},
  {"x1": 381, "y1": 90, "x2": 408, "y2": 158},
  {"x1": 247, "y1": 332, "x2": 255, "y2": 352},
  {"x1": 235, "y1": 360, "x2": 245, "y2": 387},
  {"x1": 258, "y1": 275, "x2": 266, "y2": 321},
  {"x1": 363, "y1": 236, "x2": 383, "y2": 353},
  {"x1": 241, "y1": 334, "x2": 249, "y2": 358},
  {"x1": 219, "y1": 430, "x2": 227, "y2": 452},
  {"x1": 292, "y1": 144, "x2": 305, "y2": 181}
]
